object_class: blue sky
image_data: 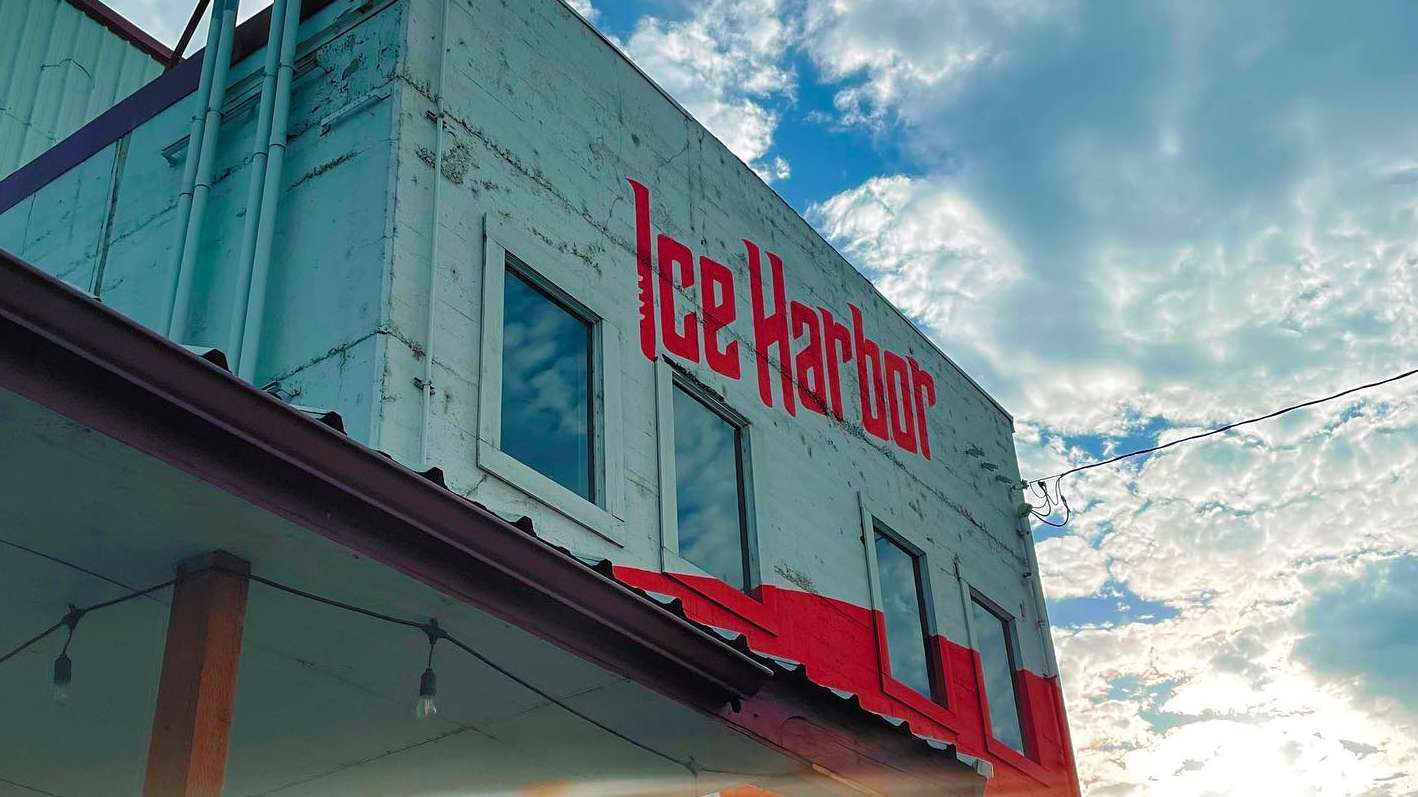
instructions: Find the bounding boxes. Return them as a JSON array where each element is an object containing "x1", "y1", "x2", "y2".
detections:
[{"x1": 114, "y1": 0, "x2": 1418, "y2": 792}]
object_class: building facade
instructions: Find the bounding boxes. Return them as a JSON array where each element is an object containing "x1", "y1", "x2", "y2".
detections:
[{"x1": 0, "y1": 0, "x2": 1079, "y2": 794}]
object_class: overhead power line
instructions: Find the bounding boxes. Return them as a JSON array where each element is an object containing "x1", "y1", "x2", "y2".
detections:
[{"x1": 1025, "y1": 365, "x2": 1418, "y2": 528}]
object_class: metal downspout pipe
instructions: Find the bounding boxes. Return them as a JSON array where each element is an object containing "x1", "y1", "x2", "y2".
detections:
[
  {"x1": 1016, "y1": 491, "x2": 1061, "y2": 679},
  {"x1": 160, "y1": 0, "x2": 231, "y2": 335},
  {"x1": 227, "y1": 0, "x2": 291, "y2": 372},
  {"x1": 236, "y1": 0, "x2": 302, "y2": 383},
  {"x1": 167, "y1": 0, "x2": 240, "y2": 341},
  {"x1": 418, "y1": 0, "x2": 454, "y2": 469}
]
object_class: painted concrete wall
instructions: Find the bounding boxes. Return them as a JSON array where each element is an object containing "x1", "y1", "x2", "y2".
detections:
[
  {"x1": 382, "y1": 0, "x2": 1040, "y2": 653},
  {"x1": 377, "y1": 2, "x2": 1075, "y2": 791},
  {"x1": 0, "y1": 0, "x2": 402, "y2": 440},
  {"x1": 0, "y1": 0, "x2": 165, "y2": 179},
  {"x1": 0, "y1": 0, "x2": 1077, "y2": 791}
]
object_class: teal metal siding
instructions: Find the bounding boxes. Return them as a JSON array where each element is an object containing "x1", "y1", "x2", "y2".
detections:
[{"x1": 0, "y1": 0, "x2": 164, "y2": 178}]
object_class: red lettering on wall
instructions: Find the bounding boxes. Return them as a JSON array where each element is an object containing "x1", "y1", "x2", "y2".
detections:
[
  {"x1": 657, "y1": 233, "x2": 700, "y2": 362},
  {"x1": 884, "y1": 351, "x2": 918, "y2": 453},
  {"x1": 628, "y1": 177, "x2": 945, "y2": 460},
  {"x1": 627, "y1": 178, "x2": 656, "y2": 362},
  {"x1": 745, "y1": 240, "x2": 797, "y2": 416},
  {"x1": 910, "y1": 357, "x2": 936, "y2": 460},
  {"x1": 790, "y1": 301, "x2": 826, "y2": 415},
  {"x1": 850, "y1": 304, "x2": 888, "y2": 440},
  {"x1": 699, "y1": 255, "x2": 740, "y2": 378},
  {"x1": 819, "y1": 308, "x2": 853, "y2": 422}
]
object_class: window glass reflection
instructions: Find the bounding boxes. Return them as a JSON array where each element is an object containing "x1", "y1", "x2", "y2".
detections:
[
  {"x1": 971, "y1": 598, "x2": 1025, "y2": 752},
  {"x1": 673, "y1": 386, "x2": 749, "y2": 589},
  {"x1": 500, "y1": 268, "x2": 593, "y2": 500},
  {"x1": 873, "y1": 529, "x2": 934, "y2": 697}
]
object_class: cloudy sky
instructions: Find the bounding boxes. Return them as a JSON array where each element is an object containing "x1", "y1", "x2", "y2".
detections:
[{"x1": 114, "y1": 0, "x2": 1418, "y2": 793}]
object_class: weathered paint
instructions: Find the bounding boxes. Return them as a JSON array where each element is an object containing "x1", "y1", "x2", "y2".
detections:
[
  {"x1": 0, "y1": 0, "x2": 166, "y2": 179},
  {"x1": 0, "y1": 0, "x2": 402, "y2": 440},
  {"x1": 0, "y1": 0, "x2": 1078, "y2": 792}
]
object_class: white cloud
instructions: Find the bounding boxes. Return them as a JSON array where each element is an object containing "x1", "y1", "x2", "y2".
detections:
[
  {"x1": 801, "y1": 0, "x2": 1073, "y2": 128},
  {"x1": 807, "y1": 175, "x2": 1021, "y2": 368},
  {"x1": 1034, "y1": 535, "x2": 1109, "y2": 600},
  {"x1": 804, "y1": 4, "x2": 1418, "y2": 793},
  {"x1": 621, "y1": 0, "x2": 796, "y2": 180},
  {"x1": 563, "y1": 0, "x2": 598, "y2": 24}
]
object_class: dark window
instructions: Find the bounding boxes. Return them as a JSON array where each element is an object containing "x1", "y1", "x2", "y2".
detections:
[
  {"x1": 500, "y1": 267, "x2": 594, "y2": 501},
  {"x1": 672, "y1": 385, "x2": 750, "y2": 590},
  {"x1": 873, "y1": 527, "x2": 934, "y2": 698},
  {"x1": 971, "y1": 596, "x2": 1025, "y2": 752}
]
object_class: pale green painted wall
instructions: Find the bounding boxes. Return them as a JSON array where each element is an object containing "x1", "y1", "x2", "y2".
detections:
[{"x1": 0, "y1": 0, "x2": 165, "y2": 179}]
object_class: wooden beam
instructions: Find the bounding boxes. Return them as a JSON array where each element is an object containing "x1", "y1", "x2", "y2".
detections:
[{"x1": 143, "y1": 551, "x2": 250, "y2": 797}]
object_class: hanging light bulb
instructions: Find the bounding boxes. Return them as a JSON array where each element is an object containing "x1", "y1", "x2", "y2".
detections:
[
  {"x1": 52, "y1": 605, "x2": 83, "y2": 708},
  {"x1": 52, "y1": 651, "x2": 72, "y2": 707},
  {"x1": 415, "y1": 665, "x2": 438, "y2": 719},
  {"x1": 415, "y1": 618, "x2": 441, "y2": 720}
]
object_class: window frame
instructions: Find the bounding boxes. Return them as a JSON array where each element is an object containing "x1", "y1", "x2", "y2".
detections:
[
  {"x1": 858, "y1": 494, "x2": 957, "y2": 722},
  {"x1": 477, "y1": 216, "x2": 625, "y2": 545},
  {"x1": 962, "y1": 582, "x2": 1037, "y2": 763},
  {"x1": 654, "y1": 360, "x2": 766, "y2": 600}
]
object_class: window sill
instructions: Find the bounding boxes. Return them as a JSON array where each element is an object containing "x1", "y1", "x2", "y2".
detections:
[
  {"x1": 477, "y1": 440, "x2": 624, "y2": 547},
  {"x1": 878, "y1": 672, "x2": 960, "y2": 733},
  {"x1": 984, "y1": 735, "x2": 1051, "y2": 785}
]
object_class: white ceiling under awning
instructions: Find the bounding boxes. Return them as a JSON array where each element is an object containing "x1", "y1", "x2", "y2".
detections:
[{"x1": 0, "y1": 386, "x2": 806, "y2": 797}]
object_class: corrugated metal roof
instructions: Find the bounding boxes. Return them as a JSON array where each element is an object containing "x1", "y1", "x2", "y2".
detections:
[
  {"x1": 128, "y1": 343, "x2": 985, "y2": 777},
  {"x1": 0, "y1": 0, "x2": 164, "y2": 178},
  {"x1": 0, "y1": 242, "x2": 990, "y2": 788}
]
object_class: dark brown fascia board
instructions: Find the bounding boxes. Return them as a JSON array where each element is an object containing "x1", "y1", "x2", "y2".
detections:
[{"x1": 0, "y1": 247, "x2": 772, "y2": 709}]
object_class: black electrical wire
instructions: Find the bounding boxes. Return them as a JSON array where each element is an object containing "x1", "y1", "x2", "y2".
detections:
[
  {"x1": 1020, "y1": 366, "x2": 1418, "y2": 529},
  {"x1": 438, "y1": 633, "x2": 692, "y2": 771},
  {"x1": 1033, "y1": 366, "x2": 1418, "y2": 486},
  {"x1": 0, "y1": 563, "x2": 788, "y2": 783},
  {"x1": 243, "y1": 571, "x2": 428, "y2": 632},
  {"x1": 0, "y1": 621, "x2": 65, "y2": 667},
  {"x1": 0, "y1": 577, "x2": 176, "y2": 666},
  {"x1": 224, "y1": 569, "x2": 776, "y2": 780}
]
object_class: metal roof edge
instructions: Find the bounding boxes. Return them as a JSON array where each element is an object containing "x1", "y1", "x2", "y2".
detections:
[
  {"x1": 63, "y1": 0, "x2": 174, "y2": 63},
  {"x1": 0, "y1": 245, "x2": 773, "y2": 709}
]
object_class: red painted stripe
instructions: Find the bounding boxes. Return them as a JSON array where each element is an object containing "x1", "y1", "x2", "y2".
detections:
[{"x1": 612, "y1": 565, "x2": 1080, "y2": 796}]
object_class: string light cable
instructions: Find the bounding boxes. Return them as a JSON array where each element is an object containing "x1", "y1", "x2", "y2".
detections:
[
  {"x1": 1, "y1": 564, "x2": 780, "y2": 782},
  {"x1": 1023, "y1": 365, "x2": 1418, "y2": 528}
]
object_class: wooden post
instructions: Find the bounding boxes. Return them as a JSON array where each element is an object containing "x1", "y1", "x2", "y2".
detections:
[{"x1": 143, "y1": 550, "x2": 250, "y2": 797}]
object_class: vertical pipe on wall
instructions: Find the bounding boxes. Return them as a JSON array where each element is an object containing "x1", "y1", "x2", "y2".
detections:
[
  {"x1": 226, "y1": 0, "x2": 290, "y2": 371},
  {"x1": 236, "y1": 0, "x2": 302, "y2": 382},
  {"x1": 418, "y1": 0, "x2": 454, "y2": 469},
  {"x1": 160, "y1": 0, "x2": 227, "y2": 334},
  {"x1": 167, "y1": 0, "x2": 240, "y2": 341},
  {"x1": 1016, "y1": 501, "x2": 1059, "y2": 679}
]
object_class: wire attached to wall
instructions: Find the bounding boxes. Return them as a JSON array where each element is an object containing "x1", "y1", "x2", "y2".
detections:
[
  {"x1": 0, "y1": 565, "x2": 778, "y2": 784},
  {"x1": 1022, "y1": 366, "x2": 1418, "y2": 529}
]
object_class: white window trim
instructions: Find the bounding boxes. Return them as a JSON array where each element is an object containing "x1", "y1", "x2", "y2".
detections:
[
  {"x1": 859, "y1": 493, "x2": 940, "y2": 640},
  {"x1": 477, "y1": 215, "x2": 625, "y2": 545},
  {"x1": 957, "y1": 570, "x2": 1026, "y2": 670},
  {"x1": 654, "y1": 359, "x2": 761, "y2": 586},
  {"x1": 959, "y1": 568, "x2": 1030, "y2": 750}
]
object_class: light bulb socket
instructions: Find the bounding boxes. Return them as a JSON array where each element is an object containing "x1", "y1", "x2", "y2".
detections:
[
  {"x1": 53, "y1": 652, "x2": 72, "y2": 687},
  {"x1": 419, "y1": 666, "x2": 437, "y2": 699}
]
